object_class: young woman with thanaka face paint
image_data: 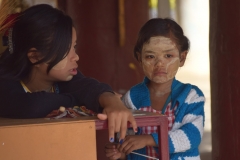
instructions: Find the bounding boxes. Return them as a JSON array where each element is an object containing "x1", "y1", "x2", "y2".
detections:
[
  {"x1": 105, "y1": 18, "x2": 205, "y2": 160},
  {"x1": 0, "y1": 4, "x2": 137, "y2": 143}
]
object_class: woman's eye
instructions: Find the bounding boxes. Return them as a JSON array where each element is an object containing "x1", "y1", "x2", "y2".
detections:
[
  {"x1": 74, "y1": 45, "x2": 77, "y2": 50},
  {"x1": 146, "y1": 55, "x2": 154, "y2": 59},
  {"x1": 165, "y1": 54, "x2": 173, "y2": 58}
]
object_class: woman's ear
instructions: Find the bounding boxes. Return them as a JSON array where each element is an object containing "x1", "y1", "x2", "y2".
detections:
[
  {"x1": 27, "y1": 48, "x2": 40, "y2": 64},
  {"x1": 179, "y1": 51, "x2": 188, "y2": 67}
]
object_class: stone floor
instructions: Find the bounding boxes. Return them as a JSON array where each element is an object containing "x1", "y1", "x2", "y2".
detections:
[{"x1": 200, "y1": 131, "x2": 212, "y2": 160}]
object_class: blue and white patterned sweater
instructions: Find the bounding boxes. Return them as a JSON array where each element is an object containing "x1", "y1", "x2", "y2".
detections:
[{"x1": 122, "y1": 77, "x2": 205, "y2": 160}]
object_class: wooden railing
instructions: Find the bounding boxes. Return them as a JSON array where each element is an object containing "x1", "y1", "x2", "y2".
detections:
[{"x1": 0, "y1": 110, "x2": 169, "y2": 160}]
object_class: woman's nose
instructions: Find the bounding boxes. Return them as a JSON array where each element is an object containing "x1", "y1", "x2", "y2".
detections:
[
  {"x1": 72, "y1": 53, "x2": 79, "y2": 62},
  {"x1": 155, "y1": 58, "x2": 164, "y2": 67}
]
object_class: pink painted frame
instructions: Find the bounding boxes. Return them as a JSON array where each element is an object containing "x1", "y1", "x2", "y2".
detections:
[{"x1": 95, "y1": 110, "x2": 169, "y2": 160}]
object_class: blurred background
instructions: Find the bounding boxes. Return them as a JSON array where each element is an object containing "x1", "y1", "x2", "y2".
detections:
[
  {"x1": 150, "y1": 1, "x2": 211, "y2": 159},
  {"x1": 0, "y1": 0, "x2": 211, "y2": 159}
]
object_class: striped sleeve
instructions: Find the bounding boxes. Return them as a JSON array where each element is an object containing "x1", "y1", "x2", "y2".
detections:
[
  {"x1": 168, "y1": 88, "x2": 205, "y2": 153},
  {"x1": 122, "y1": 90, "x2": 137, "y2": 110}
]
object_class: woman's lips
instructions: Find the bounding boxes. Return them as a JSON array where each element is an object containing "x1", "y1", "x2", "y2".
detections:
[
  {"x1": 154, "y1": 70, "x2": 167, "y2": 76},
  {"x1": 69, "y1": 68, "x2": 78, "y2": 75}
]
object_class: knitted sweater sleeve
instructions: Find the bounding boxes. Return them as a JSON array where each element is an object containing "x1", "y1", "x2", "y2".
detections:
[{"x1": 151, "y1": 87, "x2": 205, "y2": 153}]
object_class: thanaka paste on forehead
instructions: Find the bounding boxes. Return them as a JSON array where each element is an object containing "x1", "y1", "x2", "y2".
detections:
[
  {"x1": 149, "y1": 36, "x2": 176, "y2": 50},
  {"x1": 142, "y1": 37, "x2": 178, "y2": 58}
]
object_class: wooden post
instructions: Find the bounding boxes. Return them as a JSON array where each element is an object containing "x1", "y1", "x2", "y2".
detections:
[{"x1": 210, "y1": 0, "x2": 240, "y2": 159}]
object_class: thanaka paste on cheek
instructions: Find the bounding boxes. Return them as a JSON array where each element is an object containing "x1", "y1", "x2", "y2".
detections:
[
  {"x1": 52, "y1": 56, "x2": 68, "y2": 70},
  {"x1": 152, "y1": 57, "x2": 180, "y2": 83},
  {"x1": 166, "y1": 58, "x2": 180, "y2": 78}
]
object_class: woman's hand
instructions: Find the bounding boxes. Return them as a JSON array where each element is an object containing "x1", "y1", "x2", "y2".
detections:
[
  {"x1": 105, "y1": 143, "x2": 125, "y2": 160},
  {"x1": 118, "y1": 135, "x2": 156, "y2": 155},
  {"x1": 97, "y1": 92, "x2": 137, "y2": 143}
]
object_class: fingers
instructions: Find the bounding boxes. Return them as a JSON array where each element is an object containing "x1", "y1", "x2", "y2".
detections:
[
  {"x1": 117, "y1": 135, "x2": 136, "y2": 154},
  {"x1": 105, "y1": 143, "x2": 116, "y2": 149},
  {"x1": 105, "y1": 144, "x2": 117, "y2": 159},
  {"x1": 105, "y1": 144, "x2": 122, "y2": 160},
  {"x1": 105, "y1": 145, "x2": 116, "y2": 157},
  {"x1": 105, "y1": 149, "x2": 117, "y2": 158},
  {"x1": 99, "y1": 112, "x2": 137, "y2": 143},
  {"x1": 113, "y1": 109, "x2": 137, "y2": 141},
  {"x1": 124, "y1": 144, "x2": 135, "y2": 155},
  {"x1": 118, "y1": 117, "x2": 127, "y2": 141},
  {"x1": 99, "y1": 102, "x2": 137, "y2": 143},
  {"x1": 128, "y1": 114, "x2": 138, "y2": 133},
  {"x1": 100, "y1": 110, "x2": 116, "y2": 142},
  {"x1": 117, "y1": 136, "x2": 127, "y2": 152},
  {"x1": 113, "y1": 92, "x2": 122, "y2": 99},
  {"x1": 118, "y1": 141, "x2": 134, "y2": 155},
  {"x1": 97, "y1": 113, "x2": 115, "y2": 143},
  {"x1": 108, "y1": 154, "x2": 121, "y2": 160},
  {"x1": 97, "y1": 113, "x2": 108, "y2": 120},
  {"x1": 107, "y1": 114, "x2": 116, "y2": 143},
  {"x1": 97, "y1": 112, "x2": 124, "y2": 143}
]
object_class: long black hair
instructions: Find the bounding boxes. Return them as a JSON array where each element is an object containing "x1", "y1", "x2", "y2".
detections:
[
  {"x1": 0, "y1": 4, "x2": 73, "y2": 80},
  {"x1": 134, "y1": 18, "x2": 190, "y2": 61}
]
